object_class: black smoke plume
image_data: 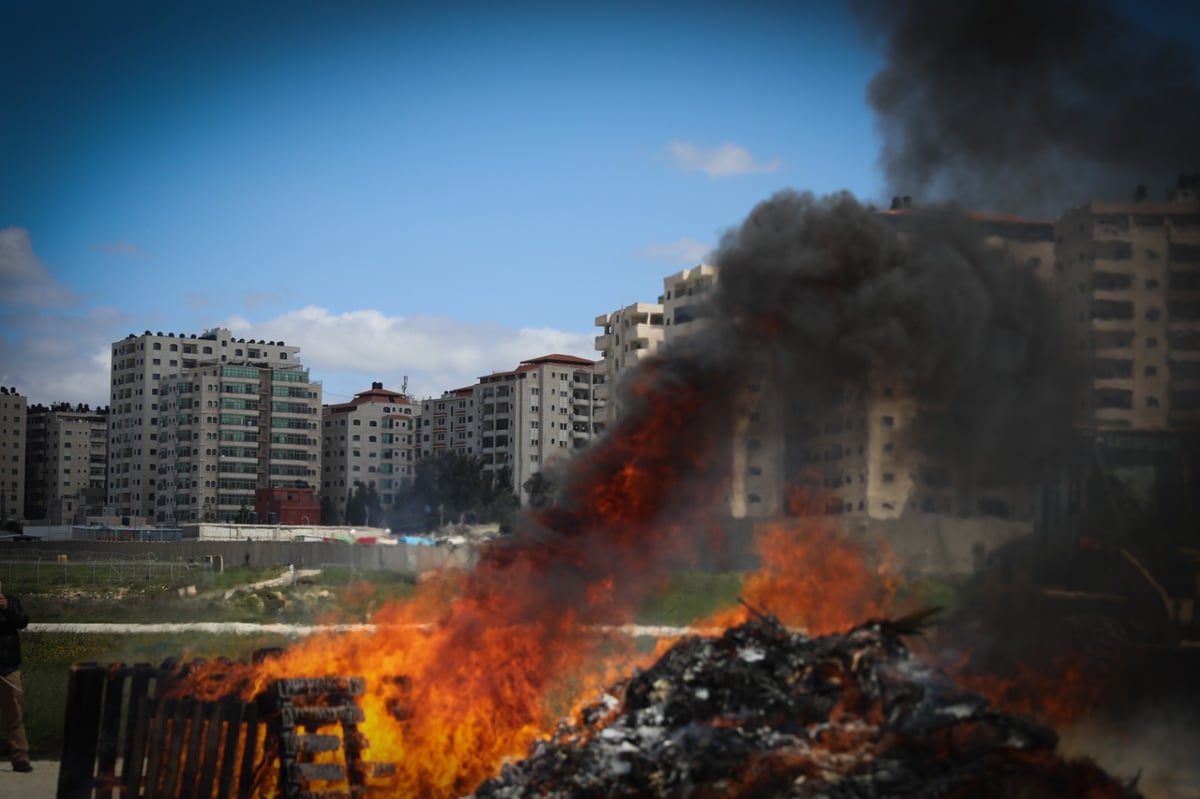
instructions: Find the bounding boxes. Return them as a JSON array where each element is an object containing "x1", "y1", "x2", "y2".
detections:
[
  {"x1": 857, "y1": 0, "x2": 1200, "y2": 215},
  {"x1": 709, "y1": 190, "x2": 1082, "y2": 492}
]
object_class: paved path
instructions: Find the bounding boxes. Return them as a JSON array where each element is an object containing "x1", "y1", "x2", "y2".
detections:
[
  {"x1": 29, "y1": 621, "x2": 376, "y2": 635},
  {"x1": 0, "y1": 760, "x2": 59, "y2": 798},
  {"x1": 27, "y1": 621, "x2": 702, "y2": 636}
]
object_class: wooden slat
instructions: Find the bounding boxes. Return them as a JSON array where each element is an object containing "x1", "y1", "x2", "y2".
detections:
[
  {"x1": 236, "y1": 701, "x2": 261, "y2": 799},
  {"x1": 142, "y1": 697, "x2": 176, "y2": 799},
  {"x1": 157, "y1": 697, "x2": 191, "y2": 798},
  {"x1": 214, "y1": 698, "x2": 245, "y2": 799},
  {"x1": 123, "y1": 694, "x2": 155, "y2": 799},
  {"x1": 94, "y1": 665, "x2": 128, "y2": 799},
  {"x1": 178, "y1": 699, "x2": 209, "y2": 799},
  {"x1": 57, "y1": 663, "x2": 106, "y2": 799},
  {"x1": 196, "y1": 698, "x2": 234, "y2": 799},
  {"x1": 118, "y1": 665, "x2": 157, "y2": 795}
]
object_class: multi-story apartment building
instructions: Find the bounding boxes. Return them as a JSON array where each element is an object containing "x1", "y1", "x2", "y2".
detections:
[
  {"x1": 156, "y1": 357, "x2": 321, "y2": 524},
  {"x1": 22, "y1": 403, "x2": 46, "y2": 521},
  {"x1": 109, "y1": 328, "x2": 318, "y2": 524},
  {"x1": 24, "y1": 403, "x2": 108, "y2": 524},
  {"x1": 593, "y1": 266, "x2": 781, "y2": 519},
  {"x1": 794, "y1": 212, "x2": 1059, "y2": 522},
  {"x1": 418, "y1": 386, "x2": 478, "y2": 462},
  {"x1": 662, "y1": 264, "x2": 719, "y2": 337},
  {"x1": 593, "y1": 302, "x2": 663, "y2": 432},
  {"x1": 602, "y1": 213, "x2": 1059, "y2": 524},
  {"x1": 476, "y1": 354, "x2": 602, "y2": 500},
  {"x1": 322, "y1": 382, "x2": 419, "y2": 518},
  {"x1": 0, "y1": 386, "x2": 26, "y2": 521},
  {"x1": 665, "y1": 264, "x2": 784, "y2": 519},
  {"x1": 1055, "y1": 192, "x2": 1200, "y2": 432}
]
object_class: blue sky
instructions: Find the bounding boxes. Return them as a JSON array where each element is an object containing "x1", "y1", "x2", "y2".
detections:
[
  {"x1": 1, "y1": 1, "x2": 888, "y2": 406},
  {"x1": 10, "y1": 0, "x2": 1134, "y2": 406},
  {"x1": 0, "y1": 0, "x2": 891, "y2": 405}
]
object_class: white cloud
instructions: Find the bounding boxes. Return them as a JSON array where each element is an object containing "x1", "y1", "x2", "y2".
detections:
[
  {"x1": 1, "y1": 290, "x2": 597, "y2": 409},
  {"x1": 0, "y1": 226, "x2": 80, "y2": 308},
  {"x1": 0, "y1": 306, "x2": 128, "y2": 406},
  {"x1": 220, "y1": 306, "x2": 596, "y2": 401},
  {"x1": 636, "y1": 238, "x2": 713, "y2": 264},
  {"x1": 666, "y1": 139, "x2": 781, "y2": 177}
]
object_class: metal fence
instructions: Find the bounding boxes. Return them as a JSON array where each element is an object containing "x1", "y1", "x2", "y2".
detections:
[{"x1": 0, "y1": 550, "x2": 217, "y2": 591}]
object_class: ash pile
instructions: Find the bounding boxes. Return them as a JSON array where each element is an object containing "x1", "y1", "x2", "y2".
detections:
[{"x1": 472, "y1": 611, "x2": 1142, "y2": 799}]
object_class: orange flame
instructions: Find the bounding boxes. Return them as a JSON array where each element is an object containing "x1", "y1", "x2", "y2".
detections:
[
  {"x1": 708, "y1": 485, "x2": 895, "y2": 635},
  {"x1": 956, "y1": 651, "x2": 1107, "y2": 727},
  {"x1": 178, "y1": 357, "x2": 739, "y2": 797}
]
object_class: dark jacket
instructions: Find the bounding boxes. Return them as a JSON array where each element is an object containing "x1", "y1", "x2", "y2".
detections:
[{"x1": 0, "y1": 593, "x2": 29, "y2": 672}]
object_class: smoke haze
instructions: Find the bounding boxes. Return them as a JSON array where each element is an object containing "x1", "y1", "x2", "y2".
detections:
[
  {"x1": 710, "y1": 190, "x2": 1081, "y2": 487},
  {"x1": 857, "y1": 0, "x2": 1200, "y2": 215}
]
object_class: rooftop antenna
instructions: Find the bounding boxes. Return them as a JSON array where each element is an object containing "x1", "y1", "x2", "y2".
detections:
[{"x1": 402, "y1": 375, "x2": 409, "y2": 396}]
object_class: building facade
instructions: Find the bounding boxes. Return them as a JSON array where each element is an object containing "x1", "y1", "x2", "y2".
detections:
[
  {"x1": 24, "y1": 403, "x2": 109, "y2": 524},
  {"x1": 322, "y1": 382, "x2": 419, "y2": 520},
  {"x1": 793, "y1": 213, "x2": 1058, "y2": 523},
  {"x1": 1055, "y1": 193, "x2": 1200, "y2": 432},
  {"x1": 156, "y1": 358, "x2": 321, "y2": 524},
  {"x1": 476, "y1": 354, "x2": 602, "y2": 501},
  {"x1": 0, "y1": 387, "x2": 26, "y2": 522},
  {"x1": 593, "y1": 301, "x2": 663, "y2": 433},
  {"x1": 418, "y1": 387, "x2": 478, "y2": 461},
  {"x1": 593, "y1": 266, "x2": 781, "y2": 520},
  {"x1": 108, "y1": 328, "x2": 318, "y2": 524}
]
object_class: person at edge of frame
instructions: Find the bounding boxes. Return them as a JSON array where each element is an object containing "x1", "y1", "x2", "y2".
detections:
[{"x1": 0, "y1": 584, "x2": 32, "y2": 773}]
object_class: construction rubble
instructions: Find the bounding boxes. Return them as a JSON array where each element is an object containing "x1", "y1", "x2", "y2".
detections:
[{"x1": 471, "y1": 611, "x2": 1143, "y2": 799}]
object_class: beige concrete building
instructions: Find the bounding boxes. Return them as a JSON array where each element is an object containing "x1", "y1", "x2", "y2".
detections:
[
  {"x1": 793, "y1": 213, "x2": 1059, "y2": 523},
  {"x1": 418, "y1": 386, "x2": 478, "y2": 462},
  {"x1": 1055, "y1": 193, "x2": 1200, "y2": 432},
  {"x1": 593, "y1": 265, "x2": 781, "y2": 519},
  {"x1": 0, "y1": 387, "x2": 27, "y2": 521},
  {"x1": 662, "y1": 264, "x2": 719, "y2": 337},
  {"x1": 155, "y1": 357, "x2": 322, "y2": 524},
  {"x1": 663, "y1": 264, "x2": 786, "y2": 520},
  {"x1": 322, "y1": 382, "x2": 419, "y2": 519},
  {"x1": 109, "y1": 328, "x2": 319, "y2": 524},
  {"x1": 628, "y1": 220, "x2": 1056, "y2": 524},
  {"x1": 24, "y1": 403, "x2": 108, "y2": 524},
  {"x1": 593, "y1": 301, "x2": 663, "y2": 432},
  {"x1": 476, "y1": 354, "x2": 602, "y2": 501}
]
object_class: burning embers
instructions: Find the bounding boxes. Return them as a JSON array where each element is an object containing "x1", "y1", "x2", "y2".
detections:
[{"x1": 471, "y1": 611, "x2": 1141, "y2": 799}]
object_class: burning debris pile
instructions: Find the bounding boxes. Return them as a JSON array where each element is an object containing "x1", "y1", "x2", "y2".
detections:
[{"x1": 473, "y1": 611, "x2": 1141, "y2": 799}]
